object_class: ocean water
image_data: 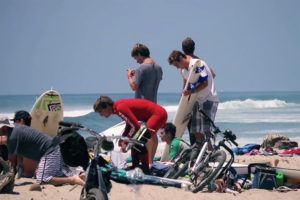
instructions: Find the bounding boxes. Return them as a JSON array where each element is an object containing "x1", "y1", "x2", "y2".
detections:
[{"x1": 1, "y1": 91, "x2": 300, "y2": 150}]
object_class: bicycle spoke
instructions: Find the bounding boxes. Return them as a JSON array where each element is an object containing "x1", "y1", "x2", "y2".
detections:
[{"x1": 190, "y1": 150, "x2": 226, "y2": 193}]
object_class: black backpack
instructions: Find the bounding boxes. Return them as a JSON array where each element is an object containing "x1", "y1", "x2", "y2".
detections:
[{"x1": 47, "y1": 127, "x2": 89, "y2": 170}]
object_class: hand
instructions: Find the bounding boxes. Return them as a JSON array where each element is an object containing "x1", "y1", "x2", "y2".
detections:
[
  {"x1": 182, "y1": 88, "x2": 193, "y2": 96},
  {"x1": 127, "y1": 69, "x2": 135, "y2": 78}
]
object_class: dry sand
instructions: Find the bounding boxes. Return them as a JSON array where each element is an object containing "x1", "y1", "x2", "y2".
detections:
[{"x1": 1, "y1": 154, "x2": 300, "y2": 200}]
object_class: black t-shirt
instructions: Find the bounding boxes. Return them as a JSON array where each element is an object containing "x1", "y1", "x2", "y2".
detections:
[{"x1": 7, "y1": 124, "x2": 52, "y2": 161}]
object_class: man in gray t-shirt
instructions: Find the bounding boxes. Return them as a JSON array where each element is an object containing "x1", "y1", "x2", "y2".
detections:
[
  {"x1": 127, "y1": 43, "x2": 163, "y2": 164},
  {"x1": 7, "y1": 124, "x2": 52, "y2": 161},
  {"x1": 127, "y1": 43, "x2": 162, "y2": 103},
  {"x1": 133, "y1": 62, "x2": 162, "y2": 103}
]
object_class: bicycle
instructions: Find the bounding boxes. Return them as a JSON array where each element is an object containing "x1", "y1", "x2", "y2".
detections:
[
  {"x1": 59, "y1": 121, "x2": 192, "y2": 200},
  {"x1": 59, "y1": 121, "x2": 145, "y2": 200},
  {"x1": 164, "y1": 110, "x2": 238, "y2": 193}
]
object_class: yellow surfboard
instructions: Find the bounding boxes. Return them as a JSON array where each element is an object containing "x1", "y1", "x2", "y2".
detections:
[{"x1": 30, "y1": 90, "x2": 64, "y2": 138}]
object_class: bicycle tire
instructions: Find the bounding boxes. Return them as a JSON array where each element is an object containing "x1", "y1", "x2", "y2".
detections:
[
  {"x1": 190, "y1": 150, "x2": 226, "y2": 193},
  {"x1": 164, "y1": 149, "x2": 193, "y2": 179},
  {"x1": 83, "y1": 188, "x2": 106, "y2": 200}
]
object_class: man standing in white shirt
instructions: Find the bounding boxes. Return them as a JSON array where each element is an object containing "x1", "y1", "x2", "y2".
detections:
[{"x1": 168, "y1": 50, "x2": 219, "y2": 149}]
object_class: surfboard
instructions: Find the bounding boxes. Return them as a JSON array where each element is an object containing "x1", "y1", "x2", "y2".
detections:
[
  {"x1": 100, "y1": 121, "x2": 126, "y2": 152},
  {"x1": 161, "y1": 60, "x2": 208, "y2": 161},
  {"x1": 30, "y1": 90, "x2": 64, "y2": 138},
  {"x1": 229, "y1": 163, "x2": 300, "y2": 180}
]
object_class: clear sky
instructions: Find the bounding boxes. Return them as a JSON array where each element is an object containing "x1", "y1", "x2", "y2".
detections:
[{"x1": 1, "y1": 0, "x2": 299, "y2": 95}]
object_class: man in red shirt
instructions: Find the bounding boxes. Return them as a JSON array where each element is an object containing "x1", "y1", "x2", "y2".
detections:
[{"x1": 94, "y1": 96, "x2": 167, "y2": 173}]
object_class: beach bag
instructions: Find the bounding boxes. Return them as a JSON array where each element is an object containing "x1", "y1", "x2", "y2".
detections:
[
  {"x1": 261, "y1": 134, "x2": 289, "y2": 149},
  {"x1": 150, "y1": 162, "x2": 172, "y2": 177},
  {"x1": 252, "y1": 165, "x2": 278, "y2": 190}
]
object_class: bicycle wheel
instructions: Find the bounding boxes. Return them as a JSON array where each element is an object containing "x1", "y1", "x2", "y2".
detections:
[
  {"x1": 83, "y1": 188, "x2": 106, "y2": 200},
  {"x1": 190, "y1": 150, "x2": 226, "y2": 193},
  {"x1": 164, "y1": 149, "x2": 193, "y2": 179}
]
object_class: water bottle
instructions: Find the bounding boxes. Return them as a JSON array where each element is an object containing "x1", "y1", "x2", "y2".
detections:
[
  {"x1": 276, "y1": 170, "x2": 284, "y2": 186},
  {"x1": 126, "y1": 167, "x2": 144, "y2": 180}
]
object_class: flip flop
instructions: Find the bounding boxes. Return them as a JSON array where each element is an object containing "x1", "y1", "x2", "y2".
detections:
[
  {"x1": 263, "y1": 147, "x2": 278, "y2": 156},
  {"x1": 274, "y1": 186, "x2": 297, "y2": 193}
]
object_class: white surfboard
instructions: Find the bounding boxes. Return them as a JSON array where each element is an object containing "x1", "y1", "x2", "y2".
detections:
[
  {"x1": 229, "y1": 163, "x2": 300, "y2": 180},
  {"x1": 100, "y1": 121, "x2": 126, "y2": 152},
  {"x1": 30, "y1": 90, "x2": 64, "y2": 138},
  {"x1": 161, "y1": 60, "x2": 206, "y2": 161}
]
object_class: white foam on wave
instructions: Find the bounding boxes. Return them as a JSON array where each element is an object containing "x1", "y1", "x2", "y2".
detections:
[
  {"x1": 216, "y1": 112, "x2": 300, "y2": 123},
  {"x1": 243, "y1": 128, "x2": 300, "y2": 135},
  {"x1": 64, "y1": 109, "x2": 93, "y2": 117},
  {"x1": 162, "y1": 105, "x2": 178, "y2": 113},
  {"x1": 3, "y1": 99, "x2": 292, "y2": 119},
  {"x1": 218, "y1": 99, "x2": 291, "y2": 110},
  {"x1": 0, "y1": 113, "x2": 14, "y2": 119}
]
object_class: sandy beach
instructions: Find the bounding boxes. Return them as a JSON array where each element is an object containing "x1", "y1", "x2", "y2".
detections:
[{"x1": 2, "y1": 153, "x2": 300, "y2": 200}]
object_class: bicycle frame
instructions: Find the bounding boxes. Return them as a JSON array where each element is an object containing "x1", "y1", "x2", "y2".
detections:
[
  {"x1": 59, "y1": 121, "x2": 145, "y2": 200},
  {"x1": 164, "y1": 110, "x2": 239, "y2": 193}
]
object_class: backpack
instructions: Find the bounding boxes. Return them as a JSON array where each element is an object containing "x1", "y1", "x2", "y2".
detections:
[{"x1": 48, "y1": 127, "x2": 90, "y2": 170}]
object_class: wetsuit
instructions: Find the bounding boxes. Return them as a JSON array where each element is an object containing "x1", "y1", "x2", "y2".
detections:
[{"x1": 113, "y1": 98, "x2": 167, "y2": 172}]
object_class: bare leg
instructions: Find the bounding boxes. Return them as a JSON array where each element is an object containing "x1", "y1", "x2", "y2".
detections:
[
  {"x1": 194, "y1": 132, "x2": 213, "y2": 151},
  {"x1": 146, "y1": 134, "x2": 158, "y2": 165}
]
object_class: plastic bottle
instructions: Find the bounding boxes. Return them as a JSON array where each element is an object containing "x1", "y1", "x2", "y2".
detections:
[
  {"x1": 276, "y1": 170, "x2": 284, "y2": 187},
  {"x1": 208, "y1": 183, "x2": 219, "y2": 192}
]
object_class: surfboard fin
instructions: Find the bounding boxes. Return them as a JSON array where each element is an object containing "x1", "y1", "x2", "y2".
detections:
[{"x1": 43, "y1": 116, "x2": 48, "y2": 127}]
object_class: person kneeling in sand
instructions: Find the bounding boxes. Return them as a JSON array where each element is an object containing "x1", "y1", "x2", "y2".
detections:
[
  {"x1": 0, "y1": 116, "x2": 87, "y2": 186},
  {"x1": 159, "y1": 122, "x2": 189, "y2": 161}
]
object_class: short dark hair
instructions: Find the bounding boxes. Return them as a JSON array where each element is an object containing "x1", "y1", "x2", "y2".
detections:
[
  {"x1": 93, "y1": 95, "x2": 114, "y2": 112},
  {"x1": 182, "y1": 37, "x2": 195, "y2": 55},
  {"x1": 13, "y1": 110, "x2": 32, "y2": 126},
  {"x1": 131, "y1": 43, "x2": 150, "y2": 57},
  {"x1": 168, "y1": 50, "x2": 186, "y2": 65},
  {"x1": 163, "y1": 122, "x2": 176, "y2": 139}
]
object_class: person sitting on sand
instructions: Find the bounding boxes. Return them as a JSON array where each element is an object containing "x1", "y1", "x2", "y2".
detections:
[
  {"x1": 10, "y1": 110, "x2": 38, "y2": 178},
  {"x1": 94, "y1": 96, "x2": 167, "y2": 174},
  {"x1": 159, "y1": 122, "x2": 189, "y2": 161},
  {"x1": 0, "y1": 116, "x2": 87, "y2": 186}
]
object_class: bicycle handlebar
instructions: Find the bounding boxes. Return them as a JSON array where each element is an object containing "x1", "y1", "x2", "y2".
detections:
[
  {"x1": 230, "y1": 139, "x2": 239, "y2": 147},
  {"x1": 59, "y1": 121, "x2": 84, "y2": 128},
  {"x1": 59, "y1": 121, "x2": 144, "y2": 147}
]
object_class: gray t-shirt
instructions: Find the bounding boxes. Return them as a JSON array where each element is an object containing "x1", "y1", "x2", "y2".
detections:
[
  {"x1": 7, "y1": 124, "x2": 52, "y2": 161},
  {"x1": 133, "y1": 62, "x2": 162, "y2": 103}
]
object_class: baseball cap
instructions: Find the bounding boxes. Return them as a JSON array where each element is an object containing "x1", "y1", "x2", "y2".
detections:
[{"x1": 0, "y1": 116, "x2": 14, "y2": 128}]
